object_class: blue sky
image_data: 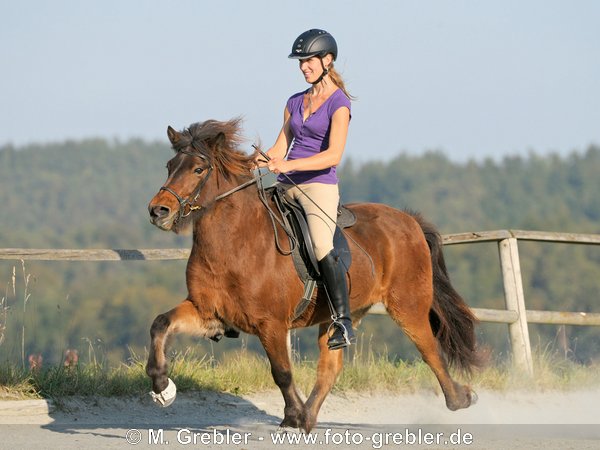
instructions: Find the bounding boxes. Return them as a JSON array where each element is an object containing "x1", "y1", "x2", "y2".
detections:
[{"x1": 1, "y1": 0, "x2": 599, "y2": 162}]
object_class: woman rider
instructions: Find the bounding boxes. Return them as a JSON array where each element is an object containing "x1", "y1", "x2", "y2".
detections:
[{"x1": 256, "y1": 29, "x2": 355, "y2": 350}]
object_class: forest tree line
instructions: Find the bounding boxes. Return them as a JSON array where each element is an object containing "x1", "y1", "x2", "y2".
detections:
[{"x1": 0, "y1": 140, "x2": 599, "y2": 366}]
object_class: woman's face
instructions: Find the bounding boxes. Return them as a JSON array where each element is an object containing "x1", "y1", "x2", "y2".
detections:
[{"x1": 298, "y1": 55, "x2": 332, "y2": 84}]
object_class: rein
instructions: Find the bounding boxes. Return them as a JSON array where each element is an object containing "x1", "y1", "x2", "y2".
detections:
[
  {"x1": 255, "y1": 148, "x2": 375, "y2": 276},
  {"x1": 158, "y1": 148, "x2": 297, "y2": 255},
  {"x1": 159, "y1": 147, "x2": 373, "y2": 275},
  {"x1": 159, "y1": 150, "x2": 269, "y2": 223}
]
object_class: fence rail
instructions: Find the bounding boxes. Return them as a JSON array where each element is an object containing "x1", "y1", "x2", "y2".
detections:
[
  {"x1": 2, "y1": 229, "x2": 599, "y2": 375},
  {"x1": 0, "y1": 248, "x2": 190, "y2": 261}
]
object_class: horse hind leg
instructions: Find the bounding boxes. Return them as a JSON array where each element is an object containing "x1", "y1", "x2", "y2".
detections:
[
  {"x1": 146, "y1": 299, "x2": 225, "y2": 406},
  {"x1": 385, "y1": 294, "x2": 474, "y2": 411},
  {"x1": 304, "y1": 322, "x2": 345, "y2": 431}
]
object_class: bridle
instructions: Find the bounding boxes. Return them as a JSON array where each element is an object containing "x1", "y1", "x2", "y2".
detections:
[
  {"x1": 158, "y1": 149, "x2": 267, "y2": 224},
  {"x1": 159, "y1": 150, "x2": 214, "y2": 223}
]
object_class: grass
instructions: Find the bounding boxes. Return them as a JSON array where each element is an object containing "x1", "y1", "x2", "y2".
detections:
[
  {"x1": 2, "y1": 262, "x2": 599, "y2": 401},
  {"x1": 2, "y1": 344, "x2": 600, "y2": 402}
]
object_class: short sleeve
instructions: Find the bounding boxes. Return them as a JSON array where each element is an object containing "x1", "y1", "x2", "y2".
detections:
[
  {"x1": 327, "y1": 90, "x2": 351, "y2": 120},
  {"x1": 286, "y1": 91, "x2": 306, "y2": 115}
]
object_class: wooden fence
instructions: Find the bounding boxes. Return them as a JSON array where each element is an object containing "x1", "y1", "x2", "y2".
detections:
[{"x1": 2, "y1": 229, "x2": 600, "y2": 375}]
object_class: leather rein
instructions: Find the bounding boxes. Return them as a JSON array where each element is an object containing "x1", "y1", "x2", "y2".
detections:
[
  {"x1": 158, "y1": 149, "x2": 374, "y2": 276},
  {"x1": 158, "y1": 150, "x2": 268, "y2": 224}
]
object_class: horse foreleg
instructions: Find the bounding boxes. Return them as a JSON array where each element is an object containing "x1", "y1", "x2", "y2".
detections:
[
  {"x1": 305, "y1": 322, "x2": 345, "y2": 431},
  {"x1": 146, "y1": 299, "x2": 225, "y2": 405},
  {"x1": 258, "y1": 327, "x2": 309, "y2": 432}
]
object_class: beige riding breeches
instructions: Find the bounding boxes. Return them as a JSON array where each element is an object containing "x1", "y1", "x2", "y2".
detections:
[{"x1": 281, "y1": 183, "x2": 339, "y2": 261}]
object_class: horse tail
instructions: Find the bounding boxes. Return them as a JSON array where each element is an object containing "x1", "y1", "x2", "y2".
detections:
[{"x1": 411, "y1": 212, "x2": 482, "y2": 374}]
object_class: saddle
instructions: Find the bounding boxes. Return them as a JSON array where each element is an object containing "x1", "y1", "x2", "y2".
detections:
[{"x1": 269, "y1": 185, "x2": 356, "y2": 319}]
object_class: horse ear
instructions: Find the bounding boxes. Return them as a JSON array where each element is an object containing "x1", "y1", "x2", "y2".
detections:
[
  {"x1": 210, "y1": 132, "x2": 226, "y2": 149},
  {"x1": 167, "y1": 126, "x2": 181, "y2": 146}
]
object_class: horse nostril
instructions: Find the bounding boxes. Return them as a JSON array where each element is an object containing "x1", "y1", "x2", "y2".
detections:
[{"x1": 150, "y1": 205, "x2": 170, "y2": 219}]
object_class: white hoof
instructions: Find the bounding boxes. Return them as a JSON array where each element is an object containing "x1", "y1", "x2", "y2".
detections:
[{"x1": 150, "y1": 377, "x2": 177, "y2": 407}]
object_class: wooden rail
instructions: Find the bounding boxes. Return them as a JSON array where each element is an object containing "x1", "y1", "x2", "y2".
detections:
[
  {"x1": 0, "y1": 248, "x2": 190, "y2": 261},
  {"x1": 420, "y1": 229, "x2": 600, "y2": 375},
  {"x1": 2, "y1": 229, "x2": 599, "y2": 375}
]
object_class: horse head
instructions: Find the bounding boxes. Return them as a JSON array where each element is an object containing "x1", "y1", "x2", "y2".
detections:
[{"x1": 148, "y1": 118, "x2": 253, "y2": 233}]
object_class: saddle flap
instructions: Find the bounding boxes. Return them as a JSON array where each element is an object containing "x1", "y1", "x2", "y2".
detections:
[
  {"x1": 270, "y1": 185, "x2": 352, "y2": 282},
  {"x1": 286, "y1": 201, "x2": 320, "y2": 277}
]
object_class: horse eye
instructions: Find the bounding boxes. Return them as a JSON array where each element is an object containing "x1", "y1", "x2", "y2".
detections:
[{"x1": 194, "y1": 167, "x2": 204, "y2": 174}]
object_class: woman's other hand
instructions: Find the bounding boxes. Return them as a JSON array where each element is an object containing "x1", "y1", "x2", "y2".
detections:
[
  {"x1": 267, "y1": 157, "x2": 293, "y2": 174},
  {"x1": 253, "y1": 153, "x2": 269, "y2": 168}
]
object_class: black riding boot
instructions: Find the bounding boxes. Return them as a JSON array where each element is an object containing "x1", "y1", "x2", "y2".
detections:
[{"x1": 319, "y1": 249, "x2": 355, "y2": 350}]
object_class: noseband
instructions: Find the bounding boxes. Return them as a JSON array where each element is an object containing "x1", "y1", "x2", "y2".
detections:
[{"x1": 159, "y1": 150, "x2": 214, "y2": 222}]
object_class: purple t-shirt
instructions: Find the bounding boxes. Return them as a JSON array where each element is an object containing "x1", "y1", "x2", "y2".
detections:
[{"x1": 277, "y1": 88, "x2": 351, "y2": 185}]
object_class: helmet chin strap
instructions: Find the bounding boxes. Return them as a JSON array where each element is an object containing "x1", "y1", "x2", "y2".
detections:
[{"x1": 311, "y1": 58, "x2": 329, "y2": 85}]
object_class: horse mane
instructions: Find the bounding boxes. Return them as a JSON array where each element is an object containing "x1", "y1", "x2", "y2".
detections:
[{"x1": 171, "y1": 118, "x2": 255, "y2": 179}]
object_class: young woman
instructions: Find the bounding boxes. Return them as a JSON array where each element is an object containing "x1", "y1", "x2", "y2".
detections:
[{"x1": 257, "y1": 29, "x2": 354, "y2": 349}]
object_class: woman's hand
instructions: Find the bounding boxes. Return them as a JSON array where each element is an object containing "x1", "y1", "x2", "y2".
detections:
[
  {"x1": 267, "y1": 157, "x2": 294, "y2": 175},
  {"x1": 253, "y1": 153, "x2": 269, "y2": 168}
]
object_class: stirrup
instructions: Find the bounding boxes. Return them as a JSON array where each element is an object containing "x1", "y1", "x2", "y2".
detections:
[{"x1": 326, "y1": 316, "x2": 355, "y2": 350}]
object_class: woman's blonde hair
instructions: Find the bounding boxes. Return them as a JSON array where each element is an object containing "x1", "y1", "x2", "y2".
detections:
[{"x1": 327, "y1": 62, "x2": 355, "y2": 100}]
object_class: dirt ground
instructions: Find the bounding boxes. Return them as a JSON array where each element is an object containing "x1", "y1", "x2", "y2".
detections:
[{"x1": 1, "y1": 388, "x2": 599, "y2": 449}]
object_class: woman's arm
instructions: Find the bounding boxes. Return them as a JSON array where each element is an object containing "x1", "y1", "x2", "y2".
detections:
[{"x1": 268, "y1": 106, "x2": 350, "y2": 174}]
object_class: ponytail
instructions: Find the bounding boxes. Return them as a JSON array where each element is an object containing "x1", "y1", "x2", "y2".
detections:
[{"x1": 327, "y1": 63, "x2": 355, "y2": 100}]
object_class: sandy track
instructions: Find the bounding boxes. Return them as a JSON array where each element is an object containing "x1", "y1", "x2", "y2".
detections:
[{"x1": 1, "y1": 388, "x2": 599, "y2": 449}]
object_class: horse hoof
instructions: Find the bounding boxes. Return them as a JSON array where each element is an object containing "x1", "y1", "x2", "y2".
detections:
[{"x1": 150, "y1": 377, "x2": 177, "y2": 407}]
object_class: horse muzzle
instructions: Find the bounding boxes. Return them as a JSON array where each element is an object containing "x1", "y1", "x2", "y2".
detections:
[{"x1": 149, "y1": 204, "x2": 175, "y2": 230}]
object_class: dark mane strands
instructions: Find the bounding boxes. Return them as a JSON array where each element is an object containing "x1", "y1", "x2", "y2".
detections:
[{"x1": 172, "y1": 118, "x2": 255, "y2": 178}]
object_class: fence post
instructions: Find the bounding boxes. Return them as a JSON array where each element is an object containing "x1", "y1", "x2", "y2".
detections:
[{"x1": 498, "y1": 237, "x2": 533, "y2": 375}]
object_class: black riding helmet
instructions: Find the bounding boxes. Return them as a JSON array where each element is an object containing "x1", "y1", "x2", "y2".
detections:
[{"x1": 288, "y1": 29, "x2": 338, "y2": 61}]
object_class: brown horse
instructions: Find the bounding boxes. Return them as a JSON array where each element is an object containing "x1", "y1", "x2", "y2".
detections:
[{"x1": 146, "y1": 118, "x2": 480, "y2": 432}]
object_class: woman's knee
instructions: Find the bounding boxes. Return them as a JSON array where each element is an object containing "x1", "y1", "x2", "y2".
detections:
[{"x1": 314, "y1": 243, "x2": 334, "y2": 261}]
